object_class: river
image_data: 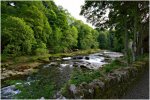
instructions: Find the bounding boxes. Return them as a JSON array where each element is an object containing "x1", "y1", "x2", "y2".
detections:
[{"x1": 1, "y1": 50, "x2": 123, "y2": 99}]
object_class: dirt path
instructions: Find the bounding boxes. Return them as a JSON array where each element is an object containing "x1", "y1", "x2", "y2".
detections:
[{"x1": 122, "y1": 70, "x2": 149, "y2": 99}]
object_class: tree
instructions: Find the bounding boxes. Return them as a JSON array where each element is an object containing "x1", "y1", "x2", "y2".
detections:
[
  {"x1": 80, "y1": 1, "x2": 149, "y2": 64},
  {"x1": 60, "y1": 26, "x2": 77, "y2": 52},
  {"x1": 1, "y1": 1, "x2": 100, "y2": 56},
  {"x1": 2, "y1": 16, "x2": 36, "y2": 55},
  {"x1": 98, "y1": 32, "x2": 107, "y2": 49}
]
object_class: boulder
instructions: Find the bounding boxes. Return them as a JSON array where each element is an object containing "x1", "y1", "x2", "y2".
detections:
[
  {"x1": 85, "y1": 56, "x2": 90, "y2": 60},
  {"x1": 49, "y1": 62, "x2": 58, "y2": 66},
  {"x1": 80, "y1": 63, "x2": 91, "y2": 70},
  {"x1": 62, "y1": 57, "x2": 72, "y2": 61},
  {"x1": 73, "y1": 62, "x2": 80, "y2": 67}
]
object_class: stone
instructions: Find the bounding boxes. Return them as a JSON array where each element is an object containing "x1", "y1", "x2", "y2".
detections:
[
  {"x1": 17, "y1": 72, "x2": 24, "y2": 75},
  {"x1": 92, "y1": 79, "x2": 105, "y2": 89},
  {"x1": 69, "y1": 84, "x2": 77, "y2": 94},
  {"x1": 80, "y1": 82, "x2": 88, "y2": 88},
  {"x1": 104, "y1": 75, "x2": 117, "y2": 88},
  {"x1": 40, "y1": 97, "x2": 45, "y2": 100},
  {"x1": 85, "y1": 56, "x2": 90, "y2": 60},
  {"x1": 49, "y1": 62, "x2": 58, "y2": 66},
  {"x1": 56, "y1": 58, "x2": 61, "y2": 61},
  {"x1": 73, "y1": 62, "x2": 79, "y2": 67},
  {"x1": 2, "y1": 68, "x2": 6, "y2": 72},
  {"x1": 1, "y1": 64, "x2": 9, "y2": 68},
  {"x1": 62, "y1": 57, "x2": 72, "y2": 60},
  {"x1": 80, "y1": 65, "x2": 87, "y2": 69}
]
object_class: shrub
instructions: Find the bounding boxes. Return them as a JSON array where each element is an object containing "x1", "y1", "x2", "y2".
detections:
[{"x1": 34, "y1": 48, "x2": 48, "y2": 56}]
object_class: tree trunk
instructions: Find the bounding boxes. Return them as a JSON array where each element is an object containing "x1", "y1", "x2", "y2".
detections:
[
  {"x1": 124, "y1": 17, "x2": 129, "y2": 66},
  {"x1": 133, "y1": 4, "x2": 138, "y2": 61}
]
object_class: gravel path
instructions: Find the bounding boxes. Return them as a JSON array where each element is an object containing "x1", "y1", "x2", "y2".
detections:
[{"x1": 122, "y1": 70, "x2": 149, "y2": 99}]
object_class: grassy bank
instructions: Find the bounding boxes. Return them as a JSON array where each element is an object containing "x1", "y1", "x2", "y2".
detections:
[{"x1": 2, "y1": 49, "x2": 100, "y2": 63}]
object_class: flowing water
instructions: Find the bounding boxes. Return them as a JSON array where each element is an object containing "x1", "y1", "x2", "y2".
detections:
[{"x1": 1, "y1": 50, "x2": 123, "y2": 99}]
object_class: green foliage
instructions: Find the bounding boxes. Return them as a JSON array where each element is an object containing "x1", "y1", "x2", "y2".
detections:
[
  {"x1": 34, "y1": 48, "x2": 48, "y2": 56},
  {"x1": 103, "y1": 59, "x2": 124, "y2": 73},
  {"x1": 15, "y1": 80, "x2": 55, "y2": 99},
  {"x1": 32, "y1": 41, "x2": 48, "y2": 55},
  {"x1": 80, "y1": 1, "x2": 149, "y2": 64},
  {"x1": 62, "y1": 26, "x2": 78, "y2": 49},
  {"x1": 2, "y1": 16, "x2": 36, "y2": 56},
  {"x1": 1, "y1": 54, "x2": 9, "y2": 62},
  {"x1": 72, "y1": 20, "x2": 99, "y2": 50},
  {"x1": 98, "y1": 31, "x2": 108, "y2": 49},
  {"x1": 5, "y1": 80, "x2": 24, "y2": 86},
  {"x1": 1, "y1": 1, "x2": 100, "y2": 57},
  {"x1": 70, "y1": 68, "x2": 101, "y2": 85}
]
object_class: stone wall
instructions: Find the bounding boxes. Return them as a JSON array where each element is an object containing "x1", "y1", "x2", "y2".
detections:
[{"x1": 63, "y1": 60, "x2": 149, "y2": 99}]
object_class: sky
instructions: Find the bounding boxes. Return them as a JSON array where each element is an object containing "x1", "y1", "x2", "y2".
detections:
[{"x1": 54, "y1": 0, "x2": 94, "y2": 28}]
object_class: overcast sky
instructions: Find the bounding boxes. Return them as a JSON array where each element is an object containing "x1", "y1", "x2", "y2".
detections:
[{"x1": 54, "y1": 0, "x2": 94, "y2": 28}]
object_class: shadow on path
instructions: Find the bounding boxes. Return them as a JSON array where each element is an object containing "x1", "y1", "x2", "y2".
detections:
[{"x1": 122, "y1": 69, "x2": 149, "y2": 99}]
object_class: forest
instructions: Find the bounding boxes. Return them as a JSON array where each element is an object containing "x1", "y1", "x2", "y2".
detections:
[
  {"x1": 2, "y1": 1, "x2": 124, "y2": 58},
  {"x1": 1, "y1": 0, "x2": 149, "y2": 99}
]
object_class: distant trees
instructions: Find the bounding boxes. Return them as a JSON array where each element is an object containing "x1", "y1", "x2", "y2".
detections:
[
  {"x1": 72, "y1": 20, "x2": 99, "y2": 50},
  {"x1": 1, "y1": 1, "x2": 101, "y2": 56}
]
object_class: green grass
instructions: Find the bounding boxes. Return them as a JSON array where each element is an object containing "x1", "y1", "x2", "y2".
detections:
[
  {"x1": 103, "y1": 59, "x2": 125, "y2": 73},
  {"x1": 15, "y1": 81, "x2": 55, "y2": 99},
  {"x1": 69, "y1": 68, "x2": 101, "y2": 85},
  {"x1": 50, "y1": 49, "x2": 100, "y2": 57},
  {"x1": 135, "y1": 53, "x2": 149, "y2": 61},
  {"x1": 5, "y1": 78, "x2": 56, "y2": 99}
]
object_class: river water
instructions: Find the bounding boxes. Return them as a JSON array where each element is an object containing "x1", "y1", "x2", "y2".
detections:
[{"x1": 1, "y1": 50, "x2": 123, "y2": 99}]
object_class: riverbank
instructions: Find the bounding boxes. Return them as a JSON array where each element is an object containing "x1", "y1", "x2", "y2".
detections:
[
  {"x1": 61, "y1": 55, "x2": 149, "y2": 99},
  {"x1": 1, "y1": 49, "x2": 101, "y2": 82}
]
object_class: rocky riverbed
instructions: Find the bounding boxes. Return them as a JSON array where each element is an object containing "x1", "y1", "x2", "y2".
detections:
[{"x1": 1, "y1": 50, "x2": 123, "y2": 99}]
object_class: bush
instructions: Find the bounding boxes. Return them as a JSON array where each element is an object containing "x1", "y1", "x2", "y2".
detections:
[
  {"x1": 3, "y1": 44, "x2": 21, "y2": 56},
  {"x1": 34, "y1": 48, "x2": 48, "y2": 56},
  {"x1": 1, "y1": 54, "x2": 8, "y2": 62}
]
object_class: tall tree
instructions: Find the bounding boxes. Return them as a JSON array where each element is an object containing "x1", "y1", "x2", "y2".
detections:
[{"x1": 80, "y1": 1, "x2": 149, "y2": 63}]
